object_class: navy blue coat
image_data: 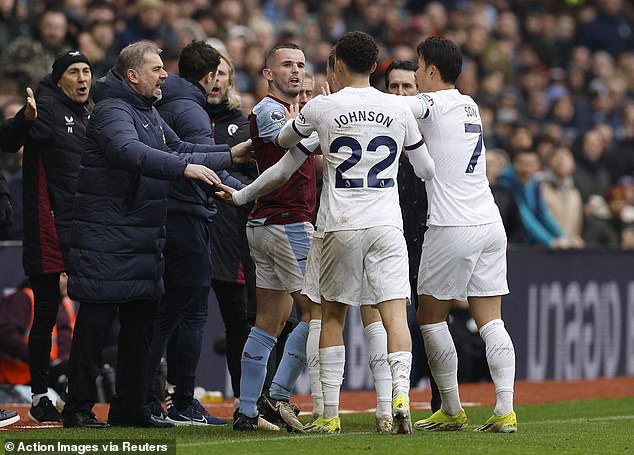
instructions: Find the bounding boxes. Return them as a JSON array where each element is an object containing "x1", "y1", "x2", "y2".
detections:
[
  {"x1": 68, "y1": 70, "x2": 233, "y2": 303},
  {"x1": 157, "y1": 74, "x2": 243, "y2": 221}
]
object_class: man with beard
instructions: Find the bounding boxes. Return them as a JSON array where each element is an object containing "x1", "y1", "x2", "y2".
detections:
[
  {"x1": 231, "y1": 43, "x2": 317, "y2": 433},
  {"x1": 61, "y1": 41, "x2": 251, "y2": 429}
]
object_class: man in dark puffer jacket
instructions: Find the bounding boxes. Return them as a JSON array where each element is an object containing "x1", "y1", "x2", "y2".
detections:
[
  {"x1": 146, "y1": 41, "x2": 245, "y2": 426},
  {"x1": 61, "y1": 41, "x2": 251, "y2": 429}
]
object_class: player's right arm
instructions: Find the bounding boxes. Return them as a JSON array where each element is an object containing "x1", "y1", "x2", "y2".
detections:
[
  {"x1": 229, "y1": 133, "x2": 319, "y2": 206},
  {"x1": 276, "y1": 97, "x2": 319, "y2": 149}
]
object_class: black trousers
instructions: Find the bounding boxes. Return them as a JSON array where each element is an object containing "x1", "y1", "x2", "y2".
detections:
[
  {"x1": 28, "y1": 273, "x2": 61, "y2": 395},
  {"x1": 63, "y1": 299, "x2": 156, "y2": 419},
  {"x1": 146, "y1": 213, "x2": 212, "y2": 411},
  {"x1": 211, "y1": 279, "x2": 250, "y2": 398}
]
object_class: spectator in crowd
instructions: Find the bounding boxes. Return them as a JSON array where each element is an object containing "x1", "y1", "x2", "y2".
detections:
[
  {"x1": 606, "y1": 176, "x2": 634, "y2": 248},
  {"x1": 572, "y1": 128, "x2": 620, "y2": 246},
  {"x1": 542, "y1": 147, "x2": 585, "y2": 245},
  {"x1": 205, "y1": 52, "x2": 256, "y2": 415},
  {"x1": 61, "y1": 40, "x2": 251, "y2": 429},
  {"x1": 117, "y1": 0, "x2": 177, "y2": 53},
  {"x1": 146, "y1": 40, "x2": 246, "y2": 426},
  {"x1": 575, "y1": 0, "x2": 634, "y2": 58},
  {"x1": 0, "y1": 276, "x2": 75, "y2": 396},
  {"x1": 606, "y1": 101, "x2": 634, "y2": 183},
  {"x1": 0, "y1": 51, "x2": 92, "y2": 424},
  {"x1": 0, "y1": 0, "x2": 29, "y2": 53},
  {"x1": 485, "y1": 149, "x2": 524, "y2": 241},
  {"x1": 81, "y1": 0, "x2": 118, "y2": 73},
  {"x1": 498, "y1": 149, "x2": 577, "y2": 249}
]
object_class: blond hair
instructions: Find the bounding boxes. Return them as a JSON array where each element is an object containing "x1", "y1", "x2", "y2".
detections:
[{"x1": 220, "y1": 53, "x2": 241, "y2": 110}]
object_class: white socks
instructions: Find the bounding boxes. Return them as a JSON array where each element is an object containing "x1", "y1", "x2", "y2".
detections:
[
  {"x1": 307, "y1": 319, "x2": 323, "y2": 417},
  {"x1": 32, "y1": 393, "x2": 46, "y2": 407},
  {"x1": 319, "y1": 345, "x2": 345, "y2": 419},
  {"x1": 479, "y1": 319, "x2": 515, "y2": 416},
  {"x1": 420, "y1": 321, "x2": 461, "y2": 415},
  {"x1": 387, "y1": 351, "x2": 412, "y2": 400},
  {"x1": 364, "y1": 321, "x2": 391, "y2": 417}
]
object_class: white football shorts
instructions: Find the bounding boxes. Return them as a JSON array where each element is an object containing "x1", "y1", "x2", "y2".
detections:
[
  {"x1": 417, "y1": 222, "x2": 509, "y2": 300},
  {"x1": 320, "y1": 226, "x2": 410, "y2": 306}
]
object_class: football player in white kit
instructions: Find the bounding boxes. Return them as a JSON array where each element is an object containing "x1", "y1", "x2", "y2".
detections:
[
  {"x1": 403, "y1": 36, "x2": 517, "y2": 433},
  {"x1": 301, "y1": 49, "x2": 398, "y2": 434},
  {"x1": 219, "y1": 32, "x2": 435, "y2": 434}
]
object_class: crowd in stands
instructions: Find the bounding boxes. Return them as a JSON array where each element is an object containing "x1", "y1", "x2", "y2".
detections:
[
  {"x1": 0, "y1": 0, "x2": 632, "y2": 248},
  {"x1": 0, "y1": 0, "x2": 631, "y2": 431}
]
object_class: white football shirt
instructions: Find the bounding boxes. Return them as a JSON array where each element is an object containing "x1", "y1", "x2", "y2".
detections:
[
  {"x1": 403, "y1": 89, "x2": 502, "y2": 226},
  {"x1": 293, "y1": 86, "x2": 426, "y2": 232}
]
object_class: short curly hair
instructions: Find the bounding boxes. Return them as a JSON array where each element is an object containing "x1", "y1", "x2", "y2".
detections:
[{"x1": 334, "y1": 31, "x2": 378, "y2": 74}]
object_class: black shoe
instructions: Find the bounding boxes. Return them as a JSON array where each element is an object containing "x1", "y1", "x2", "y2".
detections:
[
  {"x1": 256, "y1": 393, "x2": 304, "y2": 432},
  {"x1": 108, "y1": 409, "x2": 175, "y2": 428},
  {"x1": 63, "y1": 410, "x2": 109, "y2": 428},
  {"x1": 144, "y1": 400, "x2": 168, "y2": 420},
  {"x1": 0, "y1": 409, "x2": 20, "y2": 428},
  {"x1": 232, "y1": 412, "x2": 280, "y2": 432},
  {"x1": 28, "y1": 397, "x2": 61, "y2": 423},
  {"x1": 233, "y1": 412, "x2": 257, "y2": 431}
]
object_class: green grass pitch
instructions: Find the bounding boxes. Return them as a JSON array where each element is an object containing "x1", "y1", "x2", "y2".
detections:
[{"x1": 2, "y1": 397, "x2": 632, "y2": 454}]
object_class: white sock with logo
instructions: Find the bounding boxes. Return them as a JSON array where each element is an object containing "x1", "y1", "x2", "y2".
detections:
[
  {"x1": 479, "y1": 319, "x2": 515, "y2": 416},
  {"x1": 320, "y1": 345, "x2": 345, "y2": 419},
  {"x1": 364, "y1": 321, "x2": 391, "y2": 417},
  {"x1": 307, "y1": 319, "x2": 324, "y2": 418},
  {"x1": 420, "y1": 321, "x2": 461, "y2": 416}
]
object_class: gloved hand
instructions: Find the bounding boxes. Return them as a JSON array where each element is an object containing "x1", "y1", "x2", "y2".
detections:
[{"x1": 0, "y1": 194, "x2": 12, "y2": 228}]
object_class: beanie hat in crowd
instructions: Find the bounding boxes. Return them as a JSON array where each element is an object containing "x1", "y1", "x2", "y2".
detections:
[{"x1": 51, "y1": 50, "x2": 93, "y2": 84}]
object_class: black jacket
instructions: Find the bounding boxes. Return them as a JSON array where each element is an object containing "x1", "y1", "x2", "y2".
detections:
[
  {"x1": 156, "y1": 74, "x2": 242, "y2": 221},
  {"x1": 206, "y1": 101, "x2": 255, "y2": 283},
  {"x1": 397, "y1": 154, "x2": 427, "y2": 284},
  {"x1": 68, "y1": 70, "x2": 233, "y2": 303},
  {"x1": 0, "y1": 75, "x2": 90, "y2": 276}
]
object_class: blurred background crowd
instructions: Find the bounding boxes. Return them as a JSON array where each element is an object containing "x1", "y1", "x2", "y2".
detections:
[{"x1": 0, "y1": 0, "x2": 632, "y2": 248}]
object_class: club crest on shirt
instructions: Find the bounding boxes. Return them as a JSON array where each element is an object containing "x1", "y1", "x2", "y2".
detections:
[
  {"x1": 227, "y1": 124, "x2": 238, "y2": 136},
  {"x1": 270, "y1": 110, "x2": 285, "y2": 122}
]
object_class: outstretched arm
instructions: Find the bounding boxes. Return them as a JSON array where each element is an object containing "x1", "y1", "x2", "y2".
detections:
[{"x1": 220, "y1": 144, "x2": 311, "y2": 206}]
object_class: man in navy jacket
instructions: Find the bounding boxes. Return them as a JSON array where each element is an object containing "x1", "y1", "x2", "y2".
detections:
[
  {"x1": 146, "y1": 41, "x2": 243, "y2": 426},
  {"x1": 61, "y1": 40, "x2": 251, "y2": 429}
]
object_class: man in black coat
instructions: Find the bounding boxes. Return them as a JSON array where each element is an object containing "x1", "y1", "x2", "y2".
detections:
[
  {"x1": 0, "y1": 52, "x2": 93, "y2": 423},
  {"x1": 205, "y1": 53, "x2": 255, "y2": 414},
  {"x1": 146, "y1": 41, "x2": 246, "y2": 426},
  {"x1": 61, "y1": 40, "x2": 251, "y2": 429}
]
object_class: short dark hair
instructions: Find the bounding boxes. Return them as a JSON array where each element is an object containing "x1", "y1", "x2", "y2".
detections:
[
  {"x1": 384, "y1": 60, "x2": 417, "y2": 89},
  {"x1": 265, "y1": 43, "x2": 302, "y2": 68},
  {"x1": 178, "y1": 40, "x2": 220, "y2": 81},
  {"x1": 416, "y1": 36, "x2": 462, "y2": 84},
  {"x1": 335, "y1": 31, "x2": 378, "y2": 74},
  {"x1": 327, "y1": 47, "x2": 336, "y2": 72}
]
